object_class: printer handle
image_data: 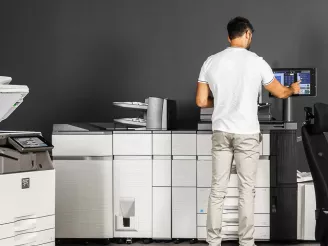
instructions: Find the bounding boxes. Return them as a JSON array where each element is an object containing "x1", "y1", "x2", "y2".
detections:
[
  {"x1": 15, "y1": 214, "x2": 35, "y2": 221},
  {"x1": 14, "y1": 218, "x2": 37, "y2": 233},
  {"x1": 14, "y1": 232, "x2": 37, "y2": 246}
]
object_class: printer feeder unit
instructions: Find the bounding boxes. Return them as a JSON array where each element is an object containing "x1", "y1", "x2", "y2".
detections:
[{"x1": 113, "y1": 97, "x2": 177, "y2": 130}]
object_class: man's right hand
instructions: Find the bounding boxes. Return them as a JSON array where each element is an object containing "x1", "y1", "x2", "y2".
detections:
[
  {"x1": 264, "y1": 78, "x2": 301, "y2": 99},
  {"x1": 290, "y1": 81, "x2": 301, "y2": 94}
]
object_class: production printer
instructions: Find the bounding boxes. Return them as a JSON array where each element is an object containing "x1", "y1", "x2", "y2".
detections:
[
  {"x1": 52, "y1": 68, "x2": 317, "y2": 244},
  {"x1": 0, "y1": 77, "x2": 55, "y2": 246}
]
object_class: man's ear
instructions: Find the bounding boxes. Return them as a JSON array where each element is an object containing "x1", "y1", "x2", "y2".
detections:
[
  {"x1": 228, "y1": 36, "x2": 231, "y2": 44},
  {"x1": 245, "y1": 30, "x2": 251, "y2": 39}
]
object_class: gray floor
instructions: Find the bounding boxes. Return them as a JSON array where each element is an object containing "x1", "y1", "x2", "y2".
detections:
[{"x1": 58, "y1": 241, "x2": 320, "y2": 246}]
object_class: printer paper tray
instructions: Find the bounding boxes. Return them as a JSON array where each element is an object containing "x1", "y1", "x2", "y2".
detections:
[
  {"x1": 113, "y1": 102, "x2": 148, "y2": 110},
  {"x1": 114, "y1": 118, "x2": 146, "y2": 127}
]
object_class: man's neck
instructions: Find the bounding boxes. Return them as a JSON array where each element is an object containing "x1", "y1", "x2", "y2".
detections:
[
  {"x1": 230, "y1": 44, "x2": 245, "y2": 49},
  {"x1": 230, "y1": 41, "x2": 246, "y2": 49}
]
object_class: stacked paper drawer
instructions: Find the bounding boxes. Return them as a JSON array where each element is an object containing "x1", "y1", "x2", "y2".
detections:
[
  {"x1": 171, "y1": 132, "x2": 197, "y2": 239},
  {"x1": 0, "y1": 171, "x2": 55, "y2": 246},
  {"x1": 152, "y1": 131, "x2": 172, "y2": 239},
  {"x1": 196, "y1": 132, "x2": 271, "y2": 241}
]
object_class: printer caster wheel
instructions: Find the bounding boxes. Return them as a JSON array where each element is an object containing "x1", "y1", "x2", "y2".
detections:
[
  {"x1": 116, "y1": 238, "x2": 125, "y2": 244},
  {"x1": 173, "y1": 239, "x2": 181, "y2": 244},
  {"x1": 126, "y1": 238, "x2": 133, "y2": 244},
  {"x1": 103, "y1": 239, "x2": 111, "y2": 245},
  {"x1": 189, "y1": 239, "x2": 197, "y2": 244},
  {"x1": 143, "y1": 238, "x2": 152, "y2": 244}
]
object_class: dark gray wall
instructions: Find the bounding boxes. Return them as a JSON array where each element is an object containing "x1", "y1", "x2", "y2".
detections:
[{"x1": 1, "y1": 0, "x2": 327, "y2": 170}]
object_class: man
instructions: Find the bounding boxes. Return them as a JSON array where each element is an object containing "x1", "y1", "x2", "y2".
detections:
[{"x1": 195, "y1": 16, "x2": 300, "y2": 246}]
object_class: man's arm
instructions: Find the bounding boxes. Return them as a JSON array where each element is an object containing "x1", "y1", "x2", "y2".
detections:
[
  {"x1": 257, "y1": 57, "x2": 300, "y2": 99},
  {"x1": 196, "y1": 82, "x2": 214, "y2": 108},
  {"x1": 264, "y1": 78, "x2": 301, "y2": 99}
]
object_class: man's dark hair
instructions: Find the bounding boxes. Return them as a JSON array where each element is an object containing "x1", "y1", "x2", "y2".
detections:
[{"x1": 227, "y1": 16, "x2": 254, "y2": 40}]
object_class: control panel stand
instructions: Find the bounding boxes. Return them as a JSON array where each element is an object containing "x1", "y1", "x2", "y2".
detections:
[{"x1": 283, "y1": 97, "x2": 293, "y2": 122}]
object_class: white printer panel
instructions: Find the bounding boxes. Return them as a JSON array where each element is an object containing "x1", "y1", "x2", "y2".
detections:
[
  {"x1": 172, "y1": 133, "x2": 196, "y2": 156},
  {"x1": 0, "y1": 228, "x2": 56, "y2": 246},
  {"x1": 172, "y1": 159, "x2": 196, "y2": 187},
  {"x1": 303, "y1": 184, "x2": 316, "y2": 240},
  {"x1": 197, "y1": 226, "x2": 207, "y2": 240},
  {"x1": 0, "y1": 170, "x2": 55, "y2": 245},
  {"x1": 0, "y1": 170, "x2": 55, "y2": 226},
  {"x1": 34, "y1": 228, "x2": 55, "y2": 245},
  {"x1": 0, "y1": 215, "x2": 55, "y2": 246},
  {"x1": 197, "y1": 160, "x2": 212, "y2": 187},
  {"x1": 52, "y1": 134, "x2": 112, "y2": 156},
  {"x1": 196, "y1": 134, "x2": 212, "y2": 156},
  {"x1": 197, "y1": 214, "x2": 207, "y2": 227},
  {"x1": 54, "y1": 159, "x2": 113, "y2": 239},
  {"x1": 113, "y1": 132, "x2": 152, "y2": 156},
  {"x1": 153, "y1": 133, "x2": 171, "y2": 155},
  {"x1": 153, "y1": 159, "x2": 171, "y2": 187},
  {"x1": 262, "y1": 134, "x2": 270, "y2": 156},
  {"x1": 153, "y1": 187, "x2": 171, "y2": 239},
  {"x1": 152, "y1": 156, "x2": 172, "y2": 239},
  {"x1": 172, "y1": 187, "x2": 197, "y2": 239},
  {"x1": 0, "y1": 91, "x2": 27, "y2": 123},
  {"x1": 197, "y1": 188, "x2": 211, "y2": 214},
  {"x1": 113, "y1": 158, "x2": 152, "y2": 238},
  {"x1": 297, "y1": 182, "x2": 316, "y2": 241},
  {"x1": 1, "y1": 228, "x2": 55, "y2": 246},
  {"x1": 256, "y1": 159, "x2": 270, "y2": 187}
]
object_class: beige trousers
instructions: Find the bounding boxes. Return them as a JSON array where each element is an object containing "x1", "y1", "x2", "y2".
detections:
[{"x1": 206, "y1": 130, "x2": 261, "y2": 246}]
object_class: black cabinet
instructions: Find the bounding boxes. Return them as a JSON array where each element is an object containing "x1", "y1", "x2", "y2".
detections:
[
  {"x1": 270, "y1": 130, "x2": 297, "y2": 186},
  {"x1": 270, "y1": 186, "x2": 298, "y2": 241},
  {"x1": 270, "y1": 130, "x2": 298, "y2": 241}
]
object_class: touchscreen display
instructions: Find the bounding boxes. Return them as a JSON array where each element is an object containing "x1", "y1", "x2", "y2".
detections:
[
  {"x1": 13, "y1": 137, "x2": 48, "y2": 148},
  {"x1": 273, "y1": 70, "x2": 312, "y2": 95}
]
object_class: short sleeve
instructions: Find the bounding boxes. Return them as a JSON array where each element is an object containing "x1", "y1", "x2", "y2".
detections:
[
  {"x1": 258, "y1": 57, "x2": 275, "y2": 86},
  {"x1": 198, "y1": 57, "x2": 211, "y2": 84}
]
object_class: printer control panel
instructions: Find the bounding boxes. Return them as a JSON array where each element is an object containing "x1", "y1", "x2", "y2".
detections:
[{"x1": 8, "y1": 135, "x2": 53, "y2": 153}]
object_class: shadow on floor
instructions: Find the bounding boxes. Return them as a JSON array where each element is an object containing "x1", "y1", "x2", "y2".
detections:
[{"x1": 56, "y1": 239, "x2": 319, "y2": 246}]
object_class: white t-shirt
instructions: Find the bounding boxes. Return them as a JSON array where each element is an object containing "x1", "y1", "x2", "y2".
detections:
[{"x1": 198, "y1": 47, "x2": 275, "y2": 134}]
